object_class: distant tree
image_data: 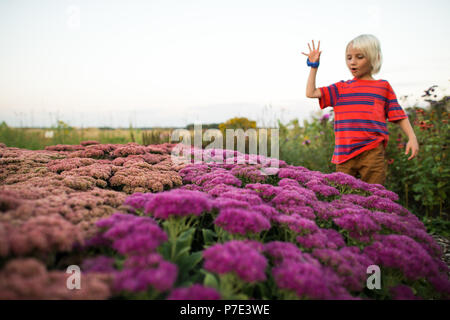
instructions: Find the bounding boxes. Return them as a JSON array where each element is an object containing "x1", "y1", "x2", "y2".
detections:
[{"x1": 218, "y1": 117, "x2": 257, "y2": 133}]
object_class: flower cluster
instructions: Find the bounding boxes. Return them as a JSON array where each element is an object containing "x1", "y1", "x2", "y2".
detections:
[
  {"x1": 90, "y1": 213, "x2": 178, "y2": 294},
  {"x1": 274, "y1": 214, "x2": 319, "y2": 235},
  {"x1": 270, "y1": 189, "x2": 316, "y2": 219},
  {"x1": 95, "y1": 213, "x2": 168, "y2": 254},
  {"x1": 1, "y1": 142, "x2": 449, "y2": 300},
  {"x1": 266, "y1": 242, "x2": 353, "y2": 300},
  {"x1": 174, "y1": 159, "x2": 449, "y2": 299},
  {"x1": 144, "y1": 189, "x2": 213, "y2": 219},
  {"x1": 68, "y1": 144, "x2": 116, "y2": 159},
  {"x1": 364, "y1": 234, "x2": 448, "y2": 283},
  {"x1": 333, "y1": 213, "x2": 382, "y2": 242},
  {"x1": 296, "y1": 228, "x2": 346, "y2": 250},
  {"x1": 0, "y1": 142, "x2": 183, "y2": 298},
  {"x1": 112, "y1": 143, "x2": 148, "y2": 158},
  {"x1": 203, "y1": 240, "x2": 267, "y2": 283},
  {"x1": 389, "y1": 285, "x2": 421, "y2": 300},
  {"x1": 264, "y1": 241, "x2": 321, "y2": 266},
  {"x1": 230, "y1": 165, "x2": 267, "y2": 184},
  {"x1": 191, "y1": 169, "x2": 242, "y2": 191},
  {"x1": 265, "y1": 242, "x2": 354, "y2": 300},
  {"x1": 82, "y1": 256, "x2": 116, "y2": 273},
  {"x1": 312, "y1": 247, "x2": 374, "y2": 292},
  {"x1": 214, "y1": 207, "x2": 271, "y2": 235},
  {"x1": 0, "y1": 214, "x2": 84, "y2": 257},
  {"x1": 245, "y1": 183, "x2": 279, "y2": 201},
  {"x1": 113, "y1": 253, "x2": 178, "y2": 293},
  {"x1": 0, "y1": 258, "x2": 112, "y2": 299},
  {"x1": 305, "y1": 179, "x2": 340, "y2": 197},
  {"x1": 109, "y1": 161, "x2": 182, "y2": 194}
]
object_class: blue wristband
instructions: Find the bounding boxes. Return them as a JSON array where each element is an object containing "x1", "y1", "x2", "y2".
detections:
[{"x1": 307, "y1": 58, "x2": 319, "y2": 68}]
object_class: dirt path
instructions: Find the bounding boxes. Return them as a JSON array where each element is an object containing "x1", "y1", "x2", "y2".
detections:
[{"x1": 431, "y1": 234, "x2": 450, "y2": 277}]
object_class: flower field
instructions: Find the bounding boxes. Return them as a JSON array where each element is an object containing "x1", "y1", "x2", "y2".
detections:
[{"x1": 0, "y1": 141, "x2": 449, "y2": 300}]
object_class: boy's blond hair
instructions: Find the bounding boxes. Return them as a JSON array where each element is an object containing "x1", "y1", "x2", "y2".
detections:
[{"x1": 346, "y1": 34, "x2": 383, "y2": 75}]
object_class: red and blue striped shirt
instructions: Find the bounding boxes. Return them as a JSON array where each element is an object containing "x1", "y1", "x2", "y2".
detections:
[{"x1": 318, "y1": 77, "x2": 408, "y2": 164}]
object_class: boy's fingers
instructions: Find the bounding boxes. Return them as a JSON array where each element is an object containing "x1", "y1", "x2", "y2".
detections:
[
  {"x1": 312, "y1": 40, "x2": 315, "y2": 50},
  {"x1": 407, "y1": 144, "x2": 419, "y2": 160},
  {"x1": 308, "y1": 43, "x2": 311, "y2": 51},
  {"x1": 318, "y1": 40, "x2": 320, "y2": 50}
]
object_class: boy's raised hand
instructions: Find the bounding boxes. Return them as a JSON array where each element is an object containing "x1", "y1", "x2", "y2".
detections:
[{"x1": 301, "y1": 40, "x2": 322, "y2": 63}]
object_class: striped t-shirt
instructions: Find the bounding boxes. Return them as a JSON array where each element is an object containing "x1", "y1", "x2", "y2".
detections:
[{"x1": 318, "y1": 77, "x2": 408, "y2": 164}]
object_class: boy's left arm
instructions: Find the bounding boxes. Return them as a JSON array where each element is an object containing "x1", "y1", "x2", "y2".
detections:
[{"x1": 393, "y1": 118, "x2": 419, "y2": 160}]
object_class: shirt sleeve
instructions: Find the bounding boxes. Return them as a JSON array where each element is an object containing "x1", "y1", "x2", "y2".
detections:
[
  {"x1": 385, "y1": 81, "x2": 408, "y2": 122},
  {"x1": 318, "y1": 81, "x2": 343, "y2": 109}
]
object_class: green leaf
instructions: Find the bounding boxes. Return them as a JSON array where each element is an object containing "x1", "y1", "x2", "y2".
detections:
[
  {"x1": 202, "y1": 228, "x2": 217, "y2": 246},
  {"x1": 175, "y1": 227, "x2": 196, "y2": 251},
  {"x1": 174, "y1": 246, "x2": 191, "y2": 261},
  {"x1": 159, "y1": 242, "x2": 171, "y2": 260},
  {"x1": 176, "y1": 251, "x2": 203, "y2": 284},
  {"x1": 185, "y1": 251, "x2": 203, "y2": 267},
  {"x1": 178, "y1": 227, "x2": 196, "y2": 242},
  {"x1": 203, "y1": 272, "x2": 219, "y2": 290}
]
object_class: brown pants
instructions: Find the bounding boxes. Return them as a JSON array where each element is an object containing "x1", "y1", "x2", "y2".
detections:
[{"x1": 335, "y1": 143, "x2": 387, "y2": 185}]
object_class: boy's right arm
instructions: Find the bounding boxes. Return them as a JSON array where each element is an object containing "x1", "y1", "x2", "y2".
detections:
[
  {"x1": 302, "y1": 40, "x2": 322, "y2": 99},
  {"x1": 306, "y1": 67, "x2": 322, "y2": 98}
]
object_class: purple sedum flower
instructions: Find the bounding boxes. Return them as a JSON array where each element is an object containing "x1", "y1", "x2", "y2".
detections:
[
  {"x1": 333, "y1": 213, "x2": 381, "y2": 242},
  {"x1": 305, "y1": 179, "x2": 340, "y2": 197},
  {"x1": 296, "y1": 228, "x2": 346, "y2": 250},
  {"x1": 245, "y1": 183, "x2": 280, "y2": 201},
  {"x1": 193, "y1": 170, "x2": 242, "y2": 190},
  {"x1": 214, "y1": 207, "x2": 271, "y2": 235},
  {"x1": 218, "y1": 190, "x2": 263, "y2": 206},
  {"x1": 114, "y1": 255, "x2": 178, "y2": 293},
  {"x1": 364, "y1": 234, "x2": 448, "y2": 284},
  {"x1": 144, "y1": 189, "x2": 213, "y2": 219},
  {"x1": 389, "y1": 285, "x2": 421, "y2": 300},
  {"x1": 203, "y1": 240, "x2": 267, "y2": 283},
  {"x1": 96, "y1": 213, "x2": 168, "y2": 255},
  {"x1": 272, "y1": 260, "x2": 353, "y2": 300},
  {"x1": 81, "y1": 256, "x2": 116, "y2": 273},
  {"x1": 312, "y1": 247, "x2": 374, "y2": 292},
  {"x1": 264, "y1": 241, "x2": 321, "y2": 267},
  {"x1": 323, "y1": 172, "x2": 368, "y2": 191},
  {"x1": 123, "y1": 192, "x2": 153, "y2": 213},
  {"x1": 207, "y1": 184, "x2": 243, "y2": 197},
  {"x1": 274, "y1": 214, "x2": 319, "y2": 235}
]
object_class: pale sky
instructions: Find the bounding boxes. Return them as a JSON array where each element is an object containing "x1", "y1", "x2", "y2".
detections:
[{"x1": 1, "y1": 0, "x2": 449, "y2": 128}]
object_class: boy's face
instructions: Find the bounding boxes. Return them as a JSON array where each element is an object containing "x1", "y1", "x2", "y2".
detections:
[{"x1": 346, "y1": 45, "x2": 372, "y2": 79}]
